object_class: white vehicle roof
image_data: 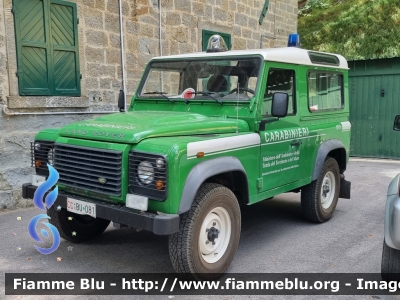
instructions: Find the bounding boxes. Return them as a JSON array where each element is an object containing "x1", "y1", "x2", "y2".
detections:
[{"x1": 151, "y1": 47, "x2": 348, "y2": 70}]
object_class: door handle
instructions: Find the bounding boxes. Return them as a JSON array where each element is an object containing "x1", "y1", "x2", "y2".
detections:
[{"x1": 291, "y1": 141, "x2": 302, "y2": 147}]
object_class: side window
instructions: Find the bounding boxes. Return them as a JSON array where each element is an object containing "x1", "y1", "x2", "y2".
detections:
[
  {"x1": 262, "y1": 69, "x2": 295, "y2": 116},
  {"x1": 13, "y1": 0, "x2": 80, "y2": 96},
  {"x1": 308, "y1": 71, "x2": 343, "y2": 111}
]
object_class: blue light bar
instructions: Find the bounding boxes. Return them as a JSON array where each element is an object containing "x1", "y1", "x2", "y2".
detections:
[{"x1": 288, "y1": 34, "x2": 300, "y2": 47}]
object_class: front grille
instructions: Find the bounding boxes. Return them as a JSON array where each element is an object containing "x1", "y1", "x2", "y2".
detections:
[
  {"x1": 129, "y1": 151, "x2": 167, "y2": 201},
  {"x1": 54, "y1": 144, "x2": 122, "y2": 196}
]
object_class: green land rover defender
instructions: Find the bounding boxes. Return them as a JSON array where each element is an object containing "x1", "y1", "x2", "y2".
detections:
[{"x1": 23, "y1": 35, "x2": 351, "y2": 279}]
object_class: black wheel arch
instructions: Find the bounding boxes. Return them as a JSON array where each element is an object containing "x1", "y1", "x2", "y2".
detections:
[
  {"x1": 313, "y1": 139, "x2": 347, "y2": 180},
  {"x1": 178, "y1": 157, "x2": 249, "y2": 214}
]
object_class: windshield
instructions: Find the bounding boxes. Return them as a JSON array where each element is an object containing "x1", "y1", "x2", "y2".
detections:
[{"x1": 138, "y1": 57, "x2": 262, "y2": 102}]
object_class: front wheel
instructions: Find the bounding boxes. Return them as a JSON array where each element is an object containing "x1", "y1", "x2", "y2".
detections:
[
  {"x1": 301, "y1": 157, "x2": 340, "y2": 223},
  {"x1": 169, "y1": 183, "x2": 241, "y2": 280},
  {"x1": 381, "y1": 239, "x2": 400, "y2": 281}
]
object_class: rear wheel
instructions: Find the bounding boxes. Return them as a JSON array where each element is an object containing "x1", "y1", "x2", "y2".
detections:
[
  {"x1": 47, "y1": 206, "x2": 110, "y2": 243},
  {"x1": 301, "y1": 157, "x2": 340, "y2": 222},
  {"x1": 169, "y1": 183, "x2": 241, "y2": 280}
]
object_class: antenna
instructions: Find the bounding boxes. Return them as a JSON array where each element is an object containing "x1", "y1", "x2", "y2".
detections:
[{"x1": 236, "y1": 82, "x2": 239, "y2": 134}]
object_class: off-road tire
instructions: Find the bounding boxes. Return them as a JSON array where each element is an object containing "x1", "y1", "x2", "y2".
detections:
[
  {"x1": 381, "y1": 239, "x2": 400, "y2": 281},
  {"x1": 301, "y1": 157, "x2": 340, "y2": 223},
  {"x1": 47, "y1": 206, "x2": 110, "y2": 243},
  {"x1": 169, "y1": 183, "x2": 241, "y2": 280}
]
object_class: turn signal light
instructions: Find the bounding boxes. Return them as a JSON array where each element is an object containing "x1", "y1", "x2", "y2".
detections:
[
  {"x1": 156, "y1": 180, "x2": 164, "y2": 190},
  {"x1": 196, "y1": 152, "x2": 205, "y2": 158}
]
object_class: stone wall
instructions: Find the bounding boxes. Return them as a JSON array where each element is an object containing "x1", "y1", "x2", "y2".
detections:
[{"x1": 0, "y1": 0, "x2": 298, "y2": 209}]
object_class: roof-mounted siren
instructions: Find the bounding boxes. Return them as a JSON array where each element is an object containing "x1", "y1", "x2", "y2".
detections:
[
  {"x1": 206, "y1": 35, "x2": 228, "y2": 53},
  {"x1": 287, "y1": 33, "x2": 300, "y2": 47}
]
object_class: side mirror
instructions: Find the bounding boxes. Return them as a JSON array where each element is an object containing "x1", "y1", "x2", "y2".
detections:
[
  {"x1": 394, "y1": 115, "x2": 400, "y2": 131},
  {"x1": 259, "y1": 92, "x2": 289, "y2": 131},
  {"x1": 271, "y1": 92, "x2": 289, "y2": 118},
  {"x1": 118, "y1": 90, "x2": 125, "y2": 112}
]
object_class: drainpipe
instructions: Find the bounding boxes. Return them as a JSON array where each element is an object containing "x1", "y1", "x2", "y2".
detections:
[
  {"x1": 159, "y1": 0, "x2": 163, "y2": 91},
  {"x1": 159, "y1": 0, "x2": 162, "y2": 57},
  {"x1": 119, "y1": 0, "x2": 127, "y2": 112}
]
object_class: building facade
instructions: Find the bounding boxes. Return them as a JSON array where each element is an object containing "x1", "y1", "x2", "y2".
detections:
[{"x1": 0, "y1": 0, "x2": 298, "y2": 209}]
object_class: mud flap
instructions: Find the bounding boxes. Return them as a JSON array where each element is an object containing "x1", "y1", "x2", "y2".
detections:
[{"x1": 339, "y1": 178, "x2": 351, "y2": 199}]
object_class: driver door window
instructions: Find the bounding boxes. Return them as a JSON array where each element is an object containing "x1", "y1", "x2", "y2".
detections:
[{"x1": 262, "y1": 69, "x2": 295, "y2": 116}]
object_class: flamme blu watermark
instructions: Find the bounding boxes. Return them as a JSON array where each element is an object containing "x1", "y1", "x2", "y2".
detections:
[{"x1": 28, "y1": 164, "x2": 61, "y2": 254}]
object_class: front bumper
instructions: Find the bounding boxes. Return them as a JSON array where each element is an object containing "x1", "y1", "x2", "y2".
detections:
[
  {"x1": 384, "y1": 174, "x2": 400, "y2": 250},
  {"x1": 22, "y1": 183, "x2": 179, "y2": 235}
]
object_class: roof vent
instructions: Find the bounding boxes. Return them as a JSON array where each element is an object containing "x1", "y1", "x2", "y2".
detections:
[{"x1": 206, "y1": 35, "x2": 228, "y2": 53}]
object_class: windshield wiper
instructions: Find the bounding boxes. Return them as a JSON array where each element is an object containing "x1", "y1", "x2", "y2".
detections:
[
  {"x1": 194, "y1": 91, "x2": 222, "y2": 105},
  {"x1": 143, "y1": 91, "x2": 174, "y2": 103}
]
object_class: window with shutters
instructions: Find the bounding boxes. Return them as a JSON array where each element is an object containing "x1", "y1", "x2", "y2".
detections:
[{"x1": 13, "y1": 0, "x2": 80, "y2": 96}]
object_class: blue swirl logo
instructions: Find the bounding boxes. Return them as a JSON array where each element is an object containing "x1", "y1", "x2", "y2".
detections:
[{"x1": 28, "y1": 164, "x2": 61, "y2": 254}]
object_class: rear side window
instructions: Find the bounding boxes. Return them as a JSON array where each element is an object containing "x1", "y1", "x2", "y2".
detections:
[{"x1": 308, "y1": 71, "x2": 344, "y2": 112}]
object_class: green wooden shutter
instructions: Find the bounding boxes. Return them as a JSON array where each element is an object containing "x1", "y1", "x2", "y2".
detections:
[
  {"x1": 50, "y1": 0, "x2": 80, "y2": 95},
  {"x1": 13, "y1": 0, "x2": 80, "y2": 96},
  {"x1": 14, "y1": 0, "x2": 50, "y2": 95}
]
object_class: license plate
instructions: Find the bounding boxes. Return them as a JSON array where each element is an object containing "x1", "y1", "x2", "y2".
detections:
[{"x1": 66, "y1": 198, "x2": 96, "y2": 218}]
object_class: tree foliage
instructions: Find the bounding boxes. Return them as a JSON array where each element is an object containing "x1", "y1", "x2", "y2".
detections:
[
  {"x1": 299, "y1": 0, "x2": 330, "y2": 16},
  {"x1": 298, "y1": 0, "x2": 400, "y2": 60}
]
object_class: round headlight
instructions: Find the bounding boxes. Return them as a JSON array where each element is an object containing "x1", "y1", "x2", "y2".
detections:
[
  {"x1": 137, "y1": 161, "x2": 154, "y2": 184},
  {"x1": 47, "y1": 148, "x2": 54, "y2": 165},
  {"x1": 156, "y1": 158, "x2": 165, "y2": 168},
  {"x1": 34, "y1": 142, "x2": 41, "y2": 151}
]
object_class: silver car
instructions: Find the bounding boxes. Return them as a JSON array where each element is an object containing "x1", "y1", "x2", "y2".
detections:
[{"x1": 382, "y1": 115, "x2": 400, "y2": 276}]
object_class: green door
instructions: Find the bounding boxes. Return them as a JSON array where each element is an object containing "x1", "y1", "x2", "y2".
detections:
[
  {"x1": 259, "y1": 65, "x2": 304, "y2": 192},
  {"x1": 349, "y1": 73, "x2": 400, "y2": 158}
]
